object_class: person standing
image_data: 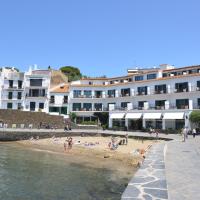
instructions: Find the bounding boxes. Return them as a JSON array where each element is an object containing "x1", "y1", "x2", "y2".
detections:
[
  {"x1": 192, "y1": 128, "x2": 196, "y2": 138},
  {"x1": 182, "y1": 128, "x2": 186, "y2": 142},
  {"x1": 125, "y1": 134, "x2": 128, "y2": 145}
]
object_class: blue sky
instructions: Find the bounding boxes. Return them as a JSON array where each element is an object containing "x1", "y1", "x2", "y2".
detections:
[{"x1": 0, "y1": 0, "x2": 200, "y2": 77}]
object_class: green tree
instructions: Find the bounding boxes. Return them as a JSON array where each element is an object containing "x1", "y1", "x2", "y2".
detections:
[
  {"x1": 60, "y1": 66, "x2": 82, "y2": 82},
  {"x1": 94, "y1": 112, "x2": 109, "y2": 129},
  {"x1": 69, "y1": 112, "x2": 77, "y2": 123},
  {"x1": 189, "y1": 111, "x2": 200, "y2": 127}
]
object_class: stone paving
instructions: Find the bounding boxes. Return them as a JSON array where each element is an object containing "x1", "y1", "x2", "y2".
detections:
[
  {"x1": 121, "y1": 143, "x2": 168, "y2": 200},
  {"x1": 165, "y1": 137, "x2": 200, "y2": 200}
]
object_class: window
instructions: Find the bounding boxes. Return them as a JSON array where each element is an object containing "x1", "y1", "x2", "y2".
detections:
[
  {"x1": 7, "y1": 103, "x2": 12, "y2": 109},
  {"x1": 176, "y1": 99, "x2": 189, "y2": 109},
  {"x1": 121, "y1": 102, "x2": 129, "y2": 109},
  {"x1": 162, "y1": 73, "x2": 168, "y2": 77},
  {"x1": 39, "y1": 103, "x2": 44, "y2": 109},
  {"x1": 17, "y1": 92, "x2": 22, "y2": 99},
  {"x1": 18, "y1": 103, "x2": 22, "y2": 110},
  {"x1": 175, "y1": 82, "x2": 188, "y2": 92},
  {"x1": 155, "y1": 100, "x2": 165, "y2": 109},
  {"x1": 30, "y1": 79, "x2": 42, "y2": 86},
  {"x1": 9, "y1": 80, "x2": 13, "y2": 88},
  {"x1": 63, "y1": 96, "x2": 68, "y2": 103},
  {"x1": 197, "y1": 81, "x2": 200, "y2": 90},
  {"x1": 84, "y1": 90, "x2": 92, "y2": 98},
  {"x1": 198, "y1": 98, "x2": 200, "y2": 108},
  {"x1": 94, "y1": 103, "x2": 102, "y2": 111},
  {"x1": 107, "y1": 90, "x2": 115, "y2": 97},
  {"x1": 73, "y1": 103, "x2": 81, "y2": 111},
  {"x1": 138, "y1": 101, "x2": 146, "y2": 109},
  {"x1": 155, "y1": 84, "x2": 167, "y2": 94},
  {"x1": 147, "y1": 73, "x2": 157, "y2": 80},
  {"x1": 73, "y1": 90, "x2": 81, "y2": 98},
  {"x1": 8, "y1": 92, "x2": 12, "y2": 99},
  {"x1": 50, "y1": 96, "x2": 55, "y2": 103},
  {"x1": 95, "y1": 91, "x2": 102, "y2": 98},
  {"x1": 135, "y1": 76, "x2": 143, "y2": 81},
  {"x1": 83, "y1": 103, "x2": 92, "y2": 111},
  {"x1": 121, "y1": 88, "x2": 130, "y2": 97},
  {"x1": 18, "y1": 80, "x2": 23, "y2": 89},
  {"x1": 137, "y1": 86, "x2": 147, "y2": 95},
  {"x1": 49, "y1": 107, "x2": 59, "y2": 113},
  {"x1": 29, "y1": 89, "x2": 45, "y2": 97}
]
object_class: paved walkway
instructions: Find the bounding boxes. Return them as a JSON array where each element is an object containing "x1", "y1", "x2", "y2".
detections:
[
  {"x1": 122, "y1": 143, "x2": 168, "y2": 200},
  {"x1": 165, "y1": 136, "x2": 200, "y2": 200}
]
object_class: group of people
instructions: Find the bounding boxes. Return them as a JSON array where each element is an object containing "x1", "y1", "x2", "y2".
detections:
[
  {"x1": 63, "y1": 137, "x2": 73, "y2": 151},
  {"x1": 181, "y1": 127, "x2": 197, "y2": 142},
  {"x1": 108, "y1": 134, "x2": 128, "y2": 150},
  {"x1": 149, "y1": 127, "x2": 159, "y2": 138}
]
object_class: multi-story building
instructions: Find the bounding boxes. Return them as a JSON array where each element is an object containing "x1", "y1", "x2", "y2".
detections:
[
  {"x1": 0, "y1": 67, "x2": 24, "y2": 110},
  {"x1": 69, "y1": 64, "x2": 200, "y2": 130},
  {"x1": 49, "y1": 83, "x2": 69, "y2": 116},
  {"x1": 23, "y1": 69, "x2": 51, "y2": 113}
]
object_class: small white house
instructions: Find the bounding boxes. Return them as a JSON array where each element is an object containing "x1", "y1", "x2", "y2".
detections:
[{"x1": 49, "y1": 83, "x2": 69, "y2": 117}]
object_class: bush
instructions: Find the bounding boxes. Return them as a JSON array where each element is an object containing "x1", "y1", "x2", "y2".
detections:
[
  {"x1": 190, "y1": 111, "x2": 200, "y2": 128},
  {"x1": 79, "y1": 121, "x2": 97, "y2": 125}
]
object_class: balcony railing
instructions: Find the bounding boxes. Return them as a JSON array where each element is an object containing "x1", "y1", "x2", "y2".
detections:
[{"x1": 73, "y1": 107, "x2": 108, "y2": 112}]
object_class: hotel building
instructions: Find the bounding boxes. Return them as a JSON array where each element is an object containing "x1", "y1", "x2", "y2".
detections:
[{"x1": 69, "y1": 64, "x2": 200, "y2": 130}]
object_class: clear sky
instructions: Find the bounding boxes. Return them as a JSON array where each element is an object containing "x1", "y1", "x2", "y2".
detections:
[{"x1": 0, "y1": 0, "x2": 200, "y2": 77}]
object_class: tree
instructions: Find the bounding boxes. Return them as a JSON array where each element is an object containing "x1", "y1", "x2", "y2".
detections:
[
  {"x1": 94, "y1": 112, "x2": 109, "y2": 128},
  {"x1": 69, "y1": 112, "x2": 77, "y2": 123},
  {"x1": 60, "y1": 66, "x2": 82, "y2": 82},
  {"x1": 189, "y1": 111, "x2": 200, "y2": 127}
]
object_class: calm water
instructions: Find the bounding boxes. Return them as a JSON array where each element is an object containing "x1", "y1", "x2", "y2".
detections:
[{"x1": 0, "y1": 143, "x2": 131, "y2": 200}]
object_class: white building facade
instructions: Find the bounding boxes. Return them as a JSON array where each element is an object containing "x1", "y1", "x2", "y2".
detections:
[
  {"x1": 49, "y1": 83, "x2": 69, "y2": 116},
  {"x1": 23, "y1": 69, "x2": 51, "y2": 113},
  {"x1": 0, "y1": 67, "x2": 24, "y2": 110},
  {"x1": 69, "y1": 64, "x2": 200, "y2": 130}
]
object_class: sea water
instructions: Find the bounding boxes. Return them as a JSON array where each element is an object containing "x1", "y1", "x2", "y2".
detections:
[{"x1": 0, "y1": 143, "x2": 131, "y2": 200}]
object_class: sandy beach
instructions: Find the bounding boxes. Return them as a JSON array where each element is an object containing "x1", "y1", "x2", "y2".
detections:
[{"x1": 17, "y1": 135, "x2": 158, "y2": 176}]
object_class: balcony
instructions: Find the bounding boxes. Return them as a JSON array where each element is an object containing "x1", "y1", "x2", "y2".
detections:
[
  {"x1": 26, "y1": 94, "x2": 47, "y2": 98},
  {"x1": 107, "y1": 94, "x2": 115, "y2": 98},
  {"x1": 174, "y1": 88, "x2": 188, "y2": 93},
  {"x1": 49, "y1": 100, "x2": 55, "y2": 104},
  {"x1": 63, "y1": 100, "x2": 68, "y2": 104},
  {"x1": 120, "y1": 93, "x2": 131, "y2": 97},
  {"x1": 154, "y1": 90, "x2": 167, "y2": 95},
  {"x1": 137, "y1": 92, "x2": 146, "y2": 96}
]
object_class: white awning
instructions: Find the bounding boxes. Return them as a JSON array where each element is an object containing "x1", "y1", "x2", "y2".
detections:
[
  {"x1": 143, "y1": 113, "x2": 162, "y2": 119},
  {"x1": 163, "y1": 112, "x2": 184, "y2": 119},
  {"x1": 110, "y1": 113, "x2": 125, "y2": 119},
  {"x1": 125, "y1": 113, "x2": 142, "y2": 119}
]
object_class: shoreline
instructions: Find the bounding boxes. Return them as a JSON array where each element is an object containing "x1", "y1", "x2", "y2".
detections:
[{"x1": 16, "y1": 136, "x2": 159, "y2": 179}]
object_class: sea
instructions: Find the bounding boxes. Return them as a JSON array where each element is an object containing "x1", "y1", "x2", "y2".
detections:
[{"x1": 0, "y1": 143, "x2": 132, "y2": 200}]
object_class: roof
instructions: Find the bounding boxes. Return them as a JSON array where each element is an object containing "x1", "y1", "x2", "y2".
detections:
[{"x1": 50, "y1": 84, "x2": 69, "y2": 93}]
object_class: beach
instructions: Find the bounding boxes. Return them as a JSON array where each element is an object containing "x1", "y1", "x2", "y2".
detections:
[{"x1": 17, "y1": 135, "x2": 158, "y2": 177}]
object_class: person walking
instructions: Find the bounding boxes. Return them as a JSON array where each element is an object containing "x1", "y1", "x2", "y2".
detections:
[{"x1": 192, "y1": 128, "x2": 196, "y2": 138}]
